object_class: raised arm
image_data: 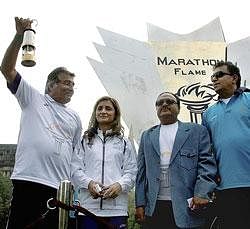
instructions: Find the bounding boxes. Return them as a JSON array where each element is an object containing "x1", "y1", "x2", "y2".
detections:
[{"x1": 0, "y1": 17, "x2": 32, "y2": 83}]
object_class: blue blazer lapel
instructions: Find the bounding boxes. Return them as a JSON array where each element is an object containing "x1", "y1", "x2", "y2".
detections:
[
  {"x1": 170, "y1": 121, "x2": 190, "y2": 164},
  {"x1": 149, "y1": 125, "x2": 161, "y2": 157}
]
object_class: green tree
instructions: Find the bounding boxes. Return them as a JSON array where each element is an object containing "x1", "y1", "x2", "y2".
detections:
[
  {"x1": 128, "y1": 190, "x2": 141, "y2": 229},
  {"x1": 0, "y1": 175, "x2": 12, "y2": 229}
]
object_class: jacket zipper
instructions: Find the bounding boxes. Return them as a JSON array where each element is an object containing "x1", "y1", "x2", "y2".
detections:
[{"x1": 100, "y1": 135, "x2": 106, "y2": 209}]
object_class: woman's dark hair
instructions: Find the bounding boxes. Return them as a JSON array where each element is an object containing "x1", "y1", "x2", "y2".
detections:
[{"x1": 83, "y1": 96, "x2": 124, "y2": 144}]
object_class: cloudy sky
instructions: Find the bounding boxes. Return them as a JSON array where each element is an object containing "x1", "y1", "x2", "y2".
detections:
[{"x1": 0, "y1": 0, "x2": 250, "y2": 143}]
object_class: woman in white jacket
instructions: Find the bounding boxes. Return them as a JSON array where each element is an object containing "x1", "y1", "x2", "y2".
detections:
[{"x1": 73, "y1": 96, "x2": 137, "y2": 229}]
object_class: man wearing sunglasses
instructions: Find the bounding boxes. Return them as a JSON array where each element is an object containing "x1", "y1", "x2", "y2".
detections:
[
  {"x1": 135, "y1": 92, "x2": 217, "y2": 229},
  {"x1": 202, "y1": 60, "x2": 250, "y2": 228}
]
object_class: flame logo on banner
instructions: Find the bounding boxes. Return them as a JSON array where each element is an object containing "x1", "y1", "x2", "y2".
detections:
[{"x1": 176, "y1": 83, "x2": 217, "y2": 123}]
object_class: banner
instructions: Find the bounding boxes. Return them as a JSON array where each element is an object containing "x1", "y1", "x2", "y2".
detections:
[{"x1": 150, "y1": 41, "x2": 226, "y2": 123}]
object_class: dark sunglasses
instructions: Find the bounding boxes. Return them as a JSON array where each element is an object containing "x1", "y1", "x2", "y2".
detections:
[
  {"x1": 156, "y1": 99, "x2": 177, "y2": 106},
  {"x1": 211, "y1": 71, "x2": 232, "y2": 80}
]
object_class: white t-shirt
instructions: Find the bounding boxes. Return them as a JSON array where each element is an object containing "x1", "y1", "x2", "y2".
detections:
[
  {"x1": 159, "y1": 122, "x2": 178, "y2": 167},
  {"x1": 221, "y1": 97, "x2": 231, "y2": 104},
  {"x1": 10, "y1": 77, "x2": 82, "y2": 189},
  {"x1": 158, "y1": 122, "x2": 178, "y2": 200}
]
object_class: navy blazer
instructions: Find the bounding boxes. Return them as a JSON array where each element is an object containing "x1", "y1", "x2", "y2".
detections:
[{"x1": 135, "y1": 121, "x2": 217, "y2": 228}]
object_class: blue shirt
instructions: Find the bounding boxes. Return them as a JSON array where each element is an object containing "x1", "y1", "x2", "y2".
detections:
[{"x1": 202, "y1": 90, "x2": 250, "y2": 190}]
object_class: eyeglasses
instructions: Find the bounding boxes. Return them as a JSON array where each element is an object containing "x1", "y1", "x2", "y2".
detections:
[
  {"x1": 57, "y1": 80, "x2": 75, "y2": 88},
  {"x1": 211, "y1": 71, "x2": 232, "y2": 80},
  {"x1": 155, "y1": 99, "x2": 177, "y2": 107}
]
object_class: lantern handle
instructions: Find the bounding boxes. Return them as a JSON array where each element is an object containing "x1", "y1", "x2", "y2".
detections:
[{"x1": 31, "y1": 19, "x2": 38, "y2": 27}]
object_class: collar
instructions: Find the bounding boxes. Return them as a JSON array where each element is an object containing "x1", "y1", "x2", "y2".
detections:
[
  {"x1": 45, "y1": 94, "x2": 66, "y2": 107},
  {"x1": 217, "y1": 87, "x2": 247, "y2": 102},
  {"x1": 235, "y1": 87, "x2": 250, "y2": 94},
  {"x1": 160, "y1": 121, "x2": 178, "y2": 128},
  {"x1": 97, "y1": 128, "x2": 113, "y2": 136}
]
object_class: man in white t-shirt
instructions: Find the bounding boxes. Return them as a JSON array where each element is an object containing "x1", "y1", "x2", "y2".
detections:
[
  {"x1": 135, "y1": 92, "x2": 217, "y2": 229},
  {"x1": 1, "y1": 17, "x2": 82, "y2": 229}
]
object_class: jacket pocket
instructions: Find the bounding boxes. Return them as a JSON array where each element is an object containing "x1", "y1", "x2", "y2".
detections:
[{"x1": 180, "y1": 150, "x2": 197, "y2": 170}]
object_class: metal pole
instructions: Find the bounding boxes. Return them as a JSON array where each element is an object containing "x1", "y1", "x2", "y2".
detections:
[{"x1": 57, "y1": 180, "x2": 72, "y2": 229}]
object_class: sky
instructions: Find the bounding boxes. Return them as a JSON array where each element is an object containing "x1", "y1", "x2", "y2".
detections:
[{"x1": 0, "y1": 0, "x2": 250, "y2": 143}]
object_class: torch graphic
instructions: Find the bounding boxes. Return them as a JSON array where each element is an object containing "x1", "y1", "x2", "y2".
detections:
[{"x1": 176, "y1": 83, "x2": 217, "y2": 123}]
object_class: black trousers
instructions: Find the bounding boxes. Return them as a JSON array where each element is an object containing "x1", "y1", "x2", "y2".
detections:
[
  {"x1": 77, "y1": 215, "x2": 127, "y2": 229},
  {"x1": 142, "y1": 200, "x2": 177, "y2": 229},
  {"x1": 142, "y1": 200, "x2": 205, "y2": 229},
  {"x1": 216, "y1": 187, "x2": 250, "y2": 229},
  {"x1": 6, "y1": 180, "x2": 58, "y2": 229}
]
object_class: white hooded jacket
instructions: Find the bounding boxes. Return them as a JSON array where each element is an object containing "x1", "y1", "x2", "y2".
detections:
[{"x1": 71, "y1": 129, "x2": 137, "y2": 216}]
